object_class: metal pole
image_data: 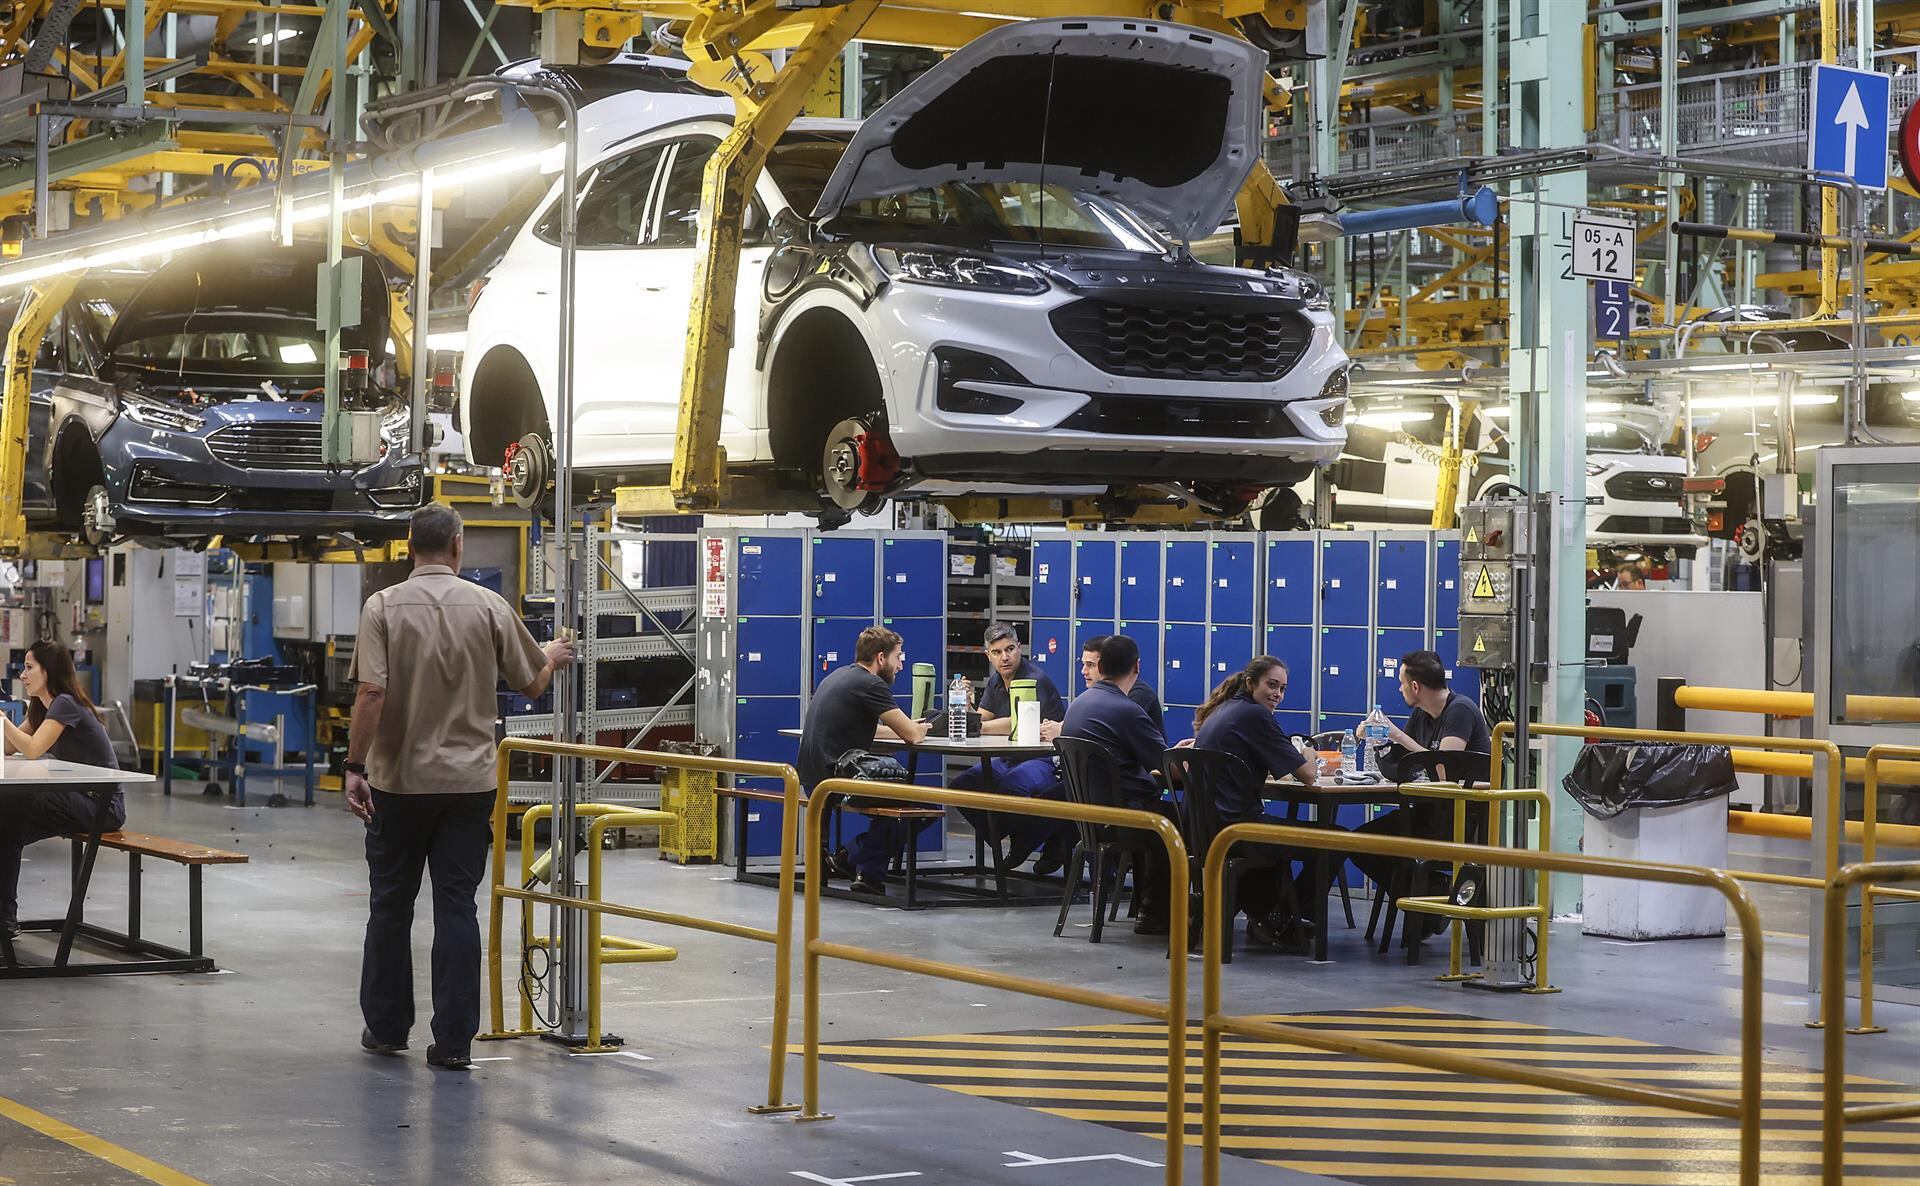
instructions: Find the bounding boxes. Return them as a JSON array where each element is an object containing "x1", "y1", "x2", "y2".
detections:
[
  {"x1": 125, "y1": 0, "x2": 143, "y2": 109},
  {"x1": 322, "y1": 0, "x2": 347, "y2": 456},
  {"x1": 1481, "y1": 0, "x2": 1498, "y2": 158},
  {"x1": 1660, "y1": 0, "x2": 1679, "y2": 324},
  {"x1": 410, "y1": 167, "x2": 433, "y2": 461}
]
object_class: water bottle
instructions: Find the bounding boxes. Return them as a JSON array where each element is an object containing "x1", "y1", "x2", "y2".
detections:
[
  {"x1": 947, "y1": 675, "x2": 969, "y2": 742},
  {"x1": 1339, "y1": 729, "x2": 1357, "y2": 776},
  {"x1": 1364, "y1": 705, "x2": 1391, "y2": 775}
]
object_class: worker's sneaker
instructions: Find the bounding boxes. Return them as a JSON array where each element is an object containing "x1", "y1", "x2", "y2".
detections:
[
  {"x1": 2, "y1": 917, "x2": 19, "y2": 940},
  {"x1": 425, "y1": 1045, "x2": 471, "y2": 1071},
  {"x1": 360, "y1": 1027, "x2": 407, "y2": 1056},
  {"x1": 1247, "y1": 913, "x2": 1311, "y2": 956},
  {"x1": 821, "y1": 848, "x2": 855, "y2": 882},
  {"x1": 849, "y1": 875, "x2": 887, "y2": 897}
]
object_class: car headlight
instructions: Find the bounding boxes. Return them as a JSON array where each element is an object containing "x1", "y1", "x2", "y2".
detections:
[
  {"x1": 1266, "y1": 266, "x2": 1330, "y2": 311},
  {"x1": 1586, "y1": 461, "x2": 1609, "y2": 477},
  {"x1": 870, "y1": 246, "x2": 1049, "y2": 296},
  {"x1": 121, "y1": 394, "x2": 203, "y2": 433}
]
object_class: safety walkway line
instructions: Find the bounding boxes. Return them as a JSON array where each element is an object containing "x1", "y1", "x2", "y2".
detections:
[{"x1": 0, "y1": 1094, "x2": 209, "y2": 1186}]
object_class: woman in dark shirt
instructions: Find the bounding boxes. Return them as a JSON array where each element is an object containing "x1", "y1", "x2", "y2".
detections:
[
  {"x1": 1190, "y1": 656, "x2": 1318, "y2": 952},
  {"x1": 0, "y1": 641, "x2": 121, "y2": 938}
]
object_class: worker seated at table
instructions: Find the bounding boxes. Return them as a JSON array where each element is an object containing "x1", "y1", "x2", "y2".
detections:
[
  {"x1": 1060, "y1": 634, "x2": 1178, "y2": 936},
  {"x1": 1190, "y1": 656, "x2": 1319, "y2": 952},
  {"x1": 951, "y1": 624, "x2": 1069, "y2": 873},
  {"x1": 1080, "y1": 635, "x2": 1164, "y2": 731},
  {"x1": 1349, "y1": 649, "x2": 1492, "y2": 914},
  {"x1": 804, "y1": 626, "x2": 929, "y2": 897},
  {"x1": 0, "y1": 641, "x2": 121, "y2": 940}
]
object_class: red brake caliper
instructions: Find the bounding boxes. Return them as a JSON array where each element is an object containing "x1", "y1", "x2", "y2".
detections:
[{"x1": 852, "y1": 430, "x2": 901, "y2": 491}]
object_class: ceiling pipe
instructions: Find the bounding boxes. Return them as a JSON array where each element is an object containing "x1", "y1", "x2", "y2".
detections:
[{"x1": 1337, "y1": 185, "x2": 1499, "y2": 238}]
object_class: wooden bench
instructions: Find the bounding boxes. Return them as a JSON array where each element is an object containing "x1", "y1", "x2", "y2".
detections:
[
  {"x1": 715, "y1": 785, "x2": 946, "y2": 905},
  {"x1": 62, "y1": 830, "x2": 249, "y2": 972}
]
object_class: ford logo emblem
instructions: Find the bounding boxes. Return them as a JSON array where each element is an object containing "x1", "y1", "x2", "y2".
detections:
[{"x1": 1646, "y1": 477, "x2": 1670, "y2": 488}]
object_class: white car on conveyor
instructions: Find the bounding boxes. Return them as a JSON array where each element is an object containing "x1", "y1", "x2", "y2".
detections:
[{"x1": 461, "y1": 19, "x2": 1351, "y2": 517}]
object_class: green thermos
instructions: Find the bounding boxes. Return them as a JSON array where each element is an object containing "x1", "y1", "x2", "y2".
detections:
[
  {"x1": 911, "y1": 663, "x2": 937, "y2": 718},
  {"x1": 1008, "y1": 678, "x2": 1039, "y2": 742}
]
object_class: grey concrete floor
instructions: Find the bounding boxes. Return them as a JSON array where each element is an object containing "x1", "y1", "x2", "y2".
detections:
[{"x1": 1, "y1": 785, "x2": 1915, "y2": 1186}]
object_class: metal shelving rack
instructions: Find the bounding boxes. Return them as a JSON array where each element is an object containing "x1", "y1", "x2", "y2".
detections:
[
  {"x1": 946, "y1": 535, "x2": 1032, "y2": 686},
  {"x1": 505, "y1": 522, "x2": 698, "y2": 806}
]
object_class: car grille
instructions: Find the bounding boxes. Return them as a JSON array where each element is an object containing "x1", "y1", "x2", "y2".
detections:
[
  {"x1": 1596, "y1": 515, "x2": 1695, "y2": 535},
  {"x1": 207, "y1": 422, "x2": 327, "y2": 470},
  {"x1": 1059, "y1": 393, "x2": 1296, "y2": 439},
  {"x1": 1049, "y1": 299, "x2": 1315, "y2": 382},
  {"x1": 1605, "y1": 471, "x2": 1683, "y2": 501},
  {"x1": 222, "y1": 489, "x2": 337, "y2": 512}
]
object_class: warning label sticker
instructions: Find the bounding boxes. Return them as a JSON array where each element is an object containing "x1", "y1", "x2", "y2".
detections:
[{"x1": 1472, "y1": 567, "x2": 1497, "y2": 599}]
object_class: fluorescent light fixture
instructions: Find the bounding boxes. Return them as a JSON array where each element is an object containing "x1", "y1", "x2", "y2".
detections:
[
  {"x1": 246, "y1": 27, "x2": 300, "y2": 45},
  {"x1": 1360, "y1": 376, "x2": 1449, "y2": 387},
  {"x1": 1353, "y1": 410, "x2": 1436, "y2": 428},
  {"x1": 1478, "y1": 401, "x2": 1622, "y2": 419},
  {"x1": 426, "y1": 331, "x2": 468, "y2": 352},
  {"x1": 1688, "y1": 393, "x2": 1839, "y2": 409},
  {"x1": 1676, "y1": 360, "x2": 1770, "y2": 373}
]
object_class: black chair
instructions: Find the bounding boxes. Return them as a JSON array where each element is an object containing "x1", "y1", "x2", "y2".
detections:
[
  {"x1": 1164, "y1": 747, "x2": 1292, "y2": 963},
  {"x1": 1366, "y1": 749, "x2": 1493, "y2": 962},
  {"x1": 1053, "y1": 737, "x2": 1134, "y2": 943}
]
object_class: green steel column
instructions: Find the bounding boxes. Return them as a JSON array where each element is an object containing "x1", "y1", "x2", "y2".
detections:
[
  {"x1": 1482, "y1": 0, "x2": 1499, "y2": 157},
  {"x1": 321, "y1": 0, "x2": 349, "y2": 465},
  {"x1": 1661, "y1": 0, "x2": 1678, "y2": 323},
  {"x1": 1317, "y1": 0, "x2": 1360, "y2": 341},
  {"x1": 126, "y1": 0, "x2": 143, "y2": 108},
  {"x1": 1505, "y1": 0, "x2": 1589, "y2": 909}
]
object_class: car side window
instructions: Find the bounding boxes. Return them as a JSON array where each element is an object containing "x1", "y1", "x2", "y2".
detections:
[
  {"x1": 535, "y1": 144, "x2": 667, "y2": 248},
  {"x1": 649, "y1": 138, "x2": 719, "y2": 248},
  {"x1": 35, "y1": 312, "x2": 61, "y2": 372}
]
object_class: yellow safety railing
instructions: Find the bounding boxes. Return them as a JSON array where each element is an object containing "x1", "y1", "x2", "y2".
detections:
[
  {"x1": 1199, "y1": 823, "x2": 1765, "y2": 1186},
  {"x1": 1492, "y1": 721, "x2": 1841, "y2": 894},
  {"x1": 802, "y1": 777, "x2": 1190, "y2": 1186},
  {"x1": 1390, "y1": 783, "x2": 1557, "y2": 991},
  {"x1": 1672, "y1": 684, "x2": 1920, "y2": 725},
  {"x1": 1821, "y1": 859, "x2": 1920, "y2": 1185},
  {"x1": 1849, "y1": 747, "x2": 1920, "y2": 1035},
  {"x1": 486, "y1": 739, "x2": 803, "y2": 1114},
  {"x1": 517, "y1": 803, "x2": 681, "y2": 1050}
]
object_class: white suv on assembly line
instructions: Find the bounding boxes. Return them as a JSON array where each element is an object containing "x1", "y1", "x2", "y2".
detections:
[{"x1": 461, "y1": 19, "x2": 1351, "y2": 517}]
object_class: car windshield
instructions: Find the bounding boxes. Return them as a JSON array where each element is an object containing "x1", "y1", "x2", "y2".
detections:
[
  {"x1": 110, "y1": 317, "x2": 328, "y2": 389},
  {"x1": 1589, "y1": 421, "x2": 1658, "y2": 452},
  {"x1": 828, "y1": 181, "x2": 1169, "y2": 251},
  {"x1": 765, "y1": 134, "x2": 850, "y2": 216}
]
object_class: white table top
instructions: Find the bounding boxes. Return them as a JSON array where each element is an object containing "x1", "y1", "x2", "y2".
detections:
[
  {"x1": 0, "y1": 758, "x2": 155, "y2": 786},
  {"x1": 776, "y1": 729, "x2": 1055, "y2": 758}
]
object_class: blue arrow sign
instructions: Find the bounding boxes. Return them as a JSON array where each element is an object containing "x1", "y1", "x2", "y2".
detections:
[{"x1": 1809, "y1": 63, "x2": 1890, "y2": 191}]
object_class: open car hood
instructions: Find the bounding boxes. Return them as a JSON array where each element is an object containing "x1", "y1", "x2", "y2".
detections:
[
  {"x1": 104, "y1": 241, "x2": 389, "y2": 361},
  {"x1": 810, "y1": 17, "x2": 1266, "y2": 243}
]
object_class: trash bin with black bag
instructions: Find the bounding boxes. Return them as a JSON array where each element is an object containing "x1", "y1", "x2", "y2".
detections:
[{"x1": 1564, "y1": 742, "x2": 1738, "y2": 939}]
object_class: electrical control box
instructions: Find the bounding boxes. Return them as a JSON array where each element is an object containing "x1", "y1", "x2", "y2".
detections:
[
  {"x1": 1460, "y1": 502, "x2": 1533, "y2": 561},
  {"x1": 1457, "y1": 614, "x2": 1515, "y2": 669}
]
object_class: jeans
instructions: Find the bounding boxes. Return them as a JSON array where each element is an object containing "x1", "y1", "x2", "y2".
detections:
[
  {"x1": 360, "y1": 788, "x2": 493, "y2": 1056},
  {"x1": 848, "y1": 817, "x2": 902, "y2": 880},
  {"x1": 952, "y1": 758, "x2": 1069, "y2": 865},
  {"x1": 0, "y1": 788, "x2": 124, "y2": 923}
]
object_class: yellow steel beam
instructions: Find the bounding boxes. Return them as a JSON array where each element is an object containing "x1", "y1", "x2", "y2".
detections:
[{"x1": 0, "y1": 276, "x2": 79, "y2": 556}]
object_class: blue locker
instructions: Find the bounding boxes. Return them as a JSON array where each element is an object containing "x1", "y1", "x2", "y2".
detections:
[
  {"x1": 810, "y1": 536, "x2": 876, "y2": 618},
  {"x1": 1375, "y1": 627, "x2": 1425, "y2": 708},
  {"x1": 1276, "y1": 710, "x2": 1313, "y2": 740},
  {"x1": 1265, "y1": 536, "x2": 1316, "y2": 625},
  {"x1": 1376, "y1": 538, "x2": 1429, "y2": 629},
  {"x1": 1263, "y1": 625, "x2": 1315, "y2": 702},
  {"x1": 1209, "y1": 539, "x2": 1258, "y2": 626},
  {"x1": 1319, "y1": 626, "x2": 1371, "y2": 714},
  {"x1": 810, "y1": 618, "x2": 866, "y2": 688},
  {"x1": 1118, "y1": 538, "x2": 1162, "y2": 621},
  {"x1": 736, "y1": 616, "x2": 804, "y2": 696},
  {"x1": 1319, "y1": 537, "x2": 1372, "y2": 627},
  {"x1": 1434, "y1": 628, "x2": 1482, "y2": 705},
  {"x1": 1029, "y1": 619, "x2": 1073, "y2": 689},
  {"x1": 1074, "y1": 618, "x2": 1118, "y2": 664},
  {"x1": 883, "y1": 617, "x2": 944, "y2": 711},
  {"x1": 1032, "y1": 539, "x2": 1074, "y2": 620},
  {"x1": 1434, "y1": 537, "x2": 1461, "y2": 627},
  {"x1": 1164, "y1": 539, "x2": 1208, "y2": 622},
  {"x1": 1071, "y1": 538, "x2": 1118, "y2": 620},
  {"x1": 1123, "y1": 620, "x2": 1159, "y2": 688},
  {"x1": 1163, "y1": 704, "x2": 1195, "y2": 744},
  {"x1": 1209, "y1": 624, "x2": 1256, "y2": 686},
  {"x1": 1318, "y1": 713, "x2": 1365, "y2": 743},
  {"x1": 882, "y1": 537, "x2": 945, "y2": 619},
  {"x1": 1162, "y1": 622, "x2": 1209, "y2": 705},
  {"x1": 737, "y1": 535, "x2": 805, "y2": 617},
  {"x1": 735, "y1": 696, "x2": 802, "y2": 853}
]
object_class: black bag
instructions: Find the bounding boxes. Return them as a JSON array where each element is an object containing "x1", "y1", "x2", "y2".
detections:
[
  {"x1": 832, "y1": 749, "x2": 912, "y2": 810},
  {"x1": 1561, "y1": 742, "x2": 1739, "y2": 820}
]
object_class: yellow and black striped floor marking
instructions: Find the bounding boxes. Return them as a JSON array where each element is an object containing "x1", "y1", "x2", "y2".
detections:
[{"x1": 812, "y1": 1005, "x2": 1920, "y2": 1185}]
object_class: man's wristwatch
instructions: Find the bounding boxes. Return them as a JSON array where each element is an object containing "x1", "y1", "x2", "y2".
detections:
[{"x1": 343, "y1": 761, "x2": 367, "y2": 776}]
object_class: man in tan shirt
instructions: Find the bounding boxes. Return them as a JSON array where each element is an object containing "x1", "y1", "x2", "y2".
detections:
[{"x1": 345, "y1": 503, "x2": 574, "y2": 1069}]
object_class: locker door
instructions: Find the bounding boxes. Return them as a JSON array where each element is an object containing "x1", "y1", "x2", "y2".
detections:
[
  {"x1": 1375, "y1": 627, "x2": 1425, "y2": 709},
  {"x1": 1265, "y1": 536, "x2": 1316, "y2": 626},
  {"x1": 882, "y1": 537, "x2": 945, "y2": 619},
  {"x1": 810, "y1": 618, "x2": 866, "y2": 689},
  {"x1": 1209, "y1": 624, "x2": 1256, "y2": 687},
  {"x1": 1276, "y1": 710, "x2": 1313, "y2": 740},
  {"x1": 1164, "y1": 539, "x2": 1208, "y2": 622},
  {"x1": 1434, "y1": 628, "x2": 1481, "y2": 704},
  {"x1": 1263, "y1": 624, "x2": 1315, "y2": 706},
  {"x1": 1074, "y1": 618, "x2": 1119, "y2": 665},
  {"x1": 1072, "y1": 538, "x2": 1118, "y2": 620},
  {"x1": 1123, "y1": 620, "x2": 1160, "y2": 691},
  {"x1": 735, "y1": 616, "x2": 803, "y2": 697},
  {"x1": 810, "y1": 536, "x2": 876, "y2": 618},
  {"x1": 1319, "y1": 537, "x2": 1372, "y2": 626},
  {"x1": 1029, "y1": 619, "x2": 1074, "y2": 686},
  {"x1": 1163, "y1": 704, "x2": 1195, "y2": 744},
  {"x1": 1162, "y1": 622, "x2": 1209, "y2": 705},
  {"x1": 1209, "y1": 538, "x2": 1258, "y2": 626},
  {"x1": 1376, "y1": 538, "x2": 1429, "y2": 629},
  {"x1": 735, "y1": 535, "x2": 804, "y2": 617},
  {"x1": 1319, "y1": 626, "x2": 1370, "y2": 715},
  {"x1": 734, "y1": 696, "x2": 802, "y2": 852},
  {"x1": 1433, "y1": 537, "x2": 1462, "y2": 627},
  {"x1": 883, "y1": 617, "x2": 944, "y2": 712},
  {"x1": 1032, "y1": 539, "x2": 1073, "y2": 620},
  {"x1": 1118, "y1": 538, "x2": 1162, "y2": 621}
]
